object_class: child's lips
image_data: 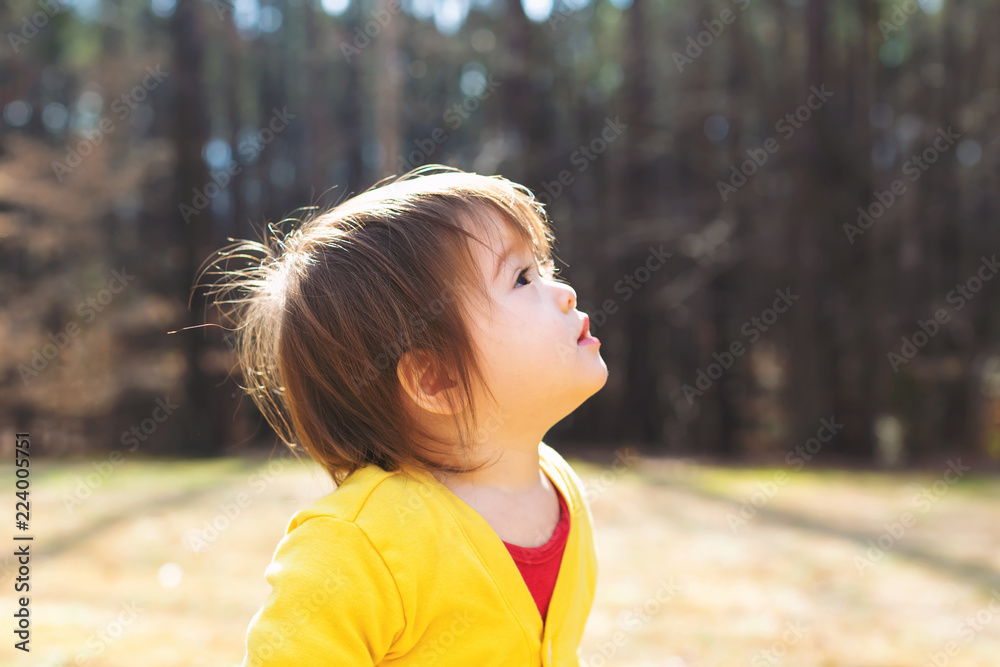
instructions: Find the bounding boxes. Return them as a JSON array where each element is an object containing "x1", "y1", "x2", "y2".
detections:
[{"x1": 577, "y1": 315, "x2": 599, "y2": 345}]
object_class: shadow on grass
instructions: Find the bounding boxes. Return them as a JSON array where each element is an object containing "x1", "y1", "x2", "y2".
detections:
[
  {"x1": 36, "y1": 455, "x2": 279, "y2": 558},
  {"x1": 643, "y1": 471, "x2": 1000, "y2": 596},
  {"x1": 38, "y1": 484, "x2": 224, "y2": 558}
]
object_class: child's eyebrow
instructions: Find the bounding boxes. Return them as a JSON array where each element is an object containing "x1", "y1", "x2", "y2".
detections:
[{"x1": 492, "y1": 242, "x2": 524, "y2": 282}]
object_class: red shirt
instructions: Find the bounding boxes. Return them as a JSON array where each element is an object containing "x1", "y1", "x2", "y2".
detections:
[{"x1": 501, "y1": 485, "x2": 570, "y2": 622}]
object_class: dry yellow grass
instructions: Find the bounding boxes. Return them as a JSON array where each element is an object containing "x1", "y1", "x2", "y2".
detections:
[{"x1": 1, "y1": 451, "x2": 998, "y2": 666}]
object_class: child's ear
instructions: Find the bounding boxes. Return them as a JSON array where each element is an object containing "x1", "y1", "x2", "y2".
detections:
[{"x1": 396, "y1": 350, "x2": 467, "y2": 415}]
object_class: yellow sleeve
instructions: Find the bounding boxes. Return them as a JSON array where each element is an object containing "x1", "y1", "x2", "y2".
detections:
[{"x1": 242, "y1": 516, "x2": 405, "y2": 666}]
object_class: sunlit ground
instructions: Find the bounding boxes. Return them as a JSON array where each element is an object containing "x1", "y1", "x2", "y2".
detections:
[{"x1": 2, "y1": 449, "x2": 999, "y2": 666}]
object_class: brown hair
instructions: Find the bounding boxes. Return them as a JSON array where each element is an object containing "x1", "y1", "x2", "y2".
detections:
[{"x1": 201, "y1": 165, "x2": 558, "y2": 485}]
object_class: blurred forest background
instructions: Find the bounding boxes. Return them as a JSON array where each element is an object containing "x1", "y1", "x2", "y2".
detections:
[{"x1": 2, "y1": 0, "x2": 999, "y2": 467}]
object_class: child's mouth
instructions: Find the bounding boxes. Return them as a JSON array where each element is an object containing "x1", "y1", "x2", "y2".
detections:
[{"x1": 577, "y1": 315, "x2": 599, "y2": 346}]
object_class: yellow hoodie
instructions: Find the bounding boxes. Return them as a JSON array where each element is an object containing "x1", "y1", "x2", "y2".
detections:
[{"x1": 242, "y1": 442, "x2": 598, "y2": 666}]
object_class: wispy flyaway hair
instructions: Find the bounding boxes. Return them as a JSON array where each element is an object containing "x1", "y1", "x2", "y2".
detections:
[{"x1": 200, "y1": 165, "x2": 557, "y2": 485}]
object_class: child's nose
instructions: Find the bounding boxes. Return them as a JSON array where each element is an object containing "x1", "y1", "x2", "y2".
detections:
[{"x1": 553, "y1": 280, "x2": 577, "y2": 312}]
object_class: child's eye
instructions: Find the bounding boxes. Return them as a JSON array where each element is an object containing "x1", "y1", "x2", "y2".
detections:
[{"x1": 515, "y1": 267, "x2": 532, "y2": 287}]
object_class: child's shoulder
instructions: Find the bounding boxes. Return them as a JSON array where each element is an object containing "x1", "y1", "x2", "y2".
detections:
[{"x1": 283, "y1": 463, "x2": 433, "y2": 537}]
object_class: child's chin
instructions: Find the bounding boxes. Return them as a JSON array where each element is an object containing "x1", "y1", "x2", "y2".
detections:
[
  {"x1": 577, "y1": 364, "x2": 610, "y2": 400},
  {"x1": 591, "y1": 365, "x2": 610, "y2": 393},
  {"x1": 588, "y1": 355, "x2": 609, "y2": 383}
]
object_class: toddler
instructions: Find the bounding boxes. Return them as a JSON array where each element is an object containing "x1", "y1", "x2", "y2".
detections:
[{"x1": 208, "y1": 166, "x2": 608, "y2": 665}]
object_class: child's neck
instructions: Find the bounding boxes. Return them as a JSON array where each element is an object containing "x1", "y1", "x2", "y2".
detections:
[
  {"x1": 432, "y1": 442, "x2": 543, "y2": 490},
  {"x1": 432, "y1": 450, "x2": 561, "y2": 548}
]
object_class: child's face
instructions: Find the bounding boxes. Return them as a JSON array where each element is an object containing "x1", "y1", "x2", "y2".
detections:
[{"x1": 465, "y1": 219, "x2": 608, "y2": 428}]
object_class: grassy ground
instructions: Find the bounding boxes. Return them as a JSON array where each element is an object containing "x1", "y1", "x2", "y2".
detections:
[{"x1": 1, "y1": 450, "x2": 999, "y2": 666}]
